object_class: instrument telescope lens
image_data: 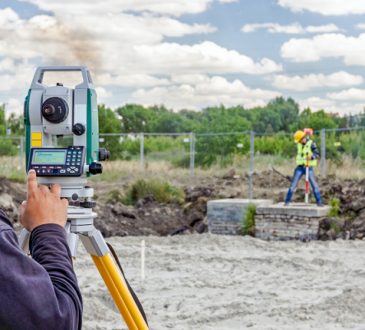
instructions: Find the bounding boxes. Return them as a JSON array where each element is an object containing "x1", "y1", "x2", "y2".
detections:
[{"x1": 41, "y1": 97, "x2": 69, "y2": 124}]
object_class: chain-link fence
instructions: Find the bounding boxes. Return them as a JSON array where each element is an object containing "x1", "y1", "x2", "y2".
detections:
[{"x1": 2, "y1": 127, "x2": 365, "y2": 195}]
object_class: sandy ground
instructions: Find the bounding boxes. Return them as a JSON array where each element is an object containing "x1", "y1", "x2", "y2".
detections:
[{"x1": 74, "y1": 234, "x2": 365, "y2": 330}]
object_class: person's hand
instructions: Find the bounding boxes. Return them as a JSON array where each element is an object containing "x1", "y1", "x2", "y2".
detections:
[{"x1": 19, "y1": 170, "x2": 68, "y2": 232}]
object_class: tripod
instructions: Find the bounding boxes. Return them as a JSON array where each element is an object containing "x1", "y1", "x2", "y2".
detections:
[{"x1": 19, "y1": 186, "x2": 149, "y2": 330}]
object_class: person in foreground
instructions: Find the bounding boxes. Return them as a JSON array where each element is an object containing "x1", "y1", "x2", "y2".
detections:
[
  {"x1": 284, "y1": 130, "x2": 323, "y2": 206},
  {"x1": 0, "y1": 169, "x2": 82, "y2": 330}
]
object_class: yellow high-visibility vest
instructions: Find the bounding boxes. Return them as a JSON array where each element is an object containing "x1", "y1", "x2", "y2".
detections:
[{"x1": 296, "y1": 140, "x2": 317, "y2": 167}]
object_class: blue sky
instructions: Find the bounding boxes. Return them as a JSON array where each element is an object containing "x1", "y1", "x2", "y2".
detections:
[{"x1": 1, "y1": 0, "x2": 365, "y2": 116}]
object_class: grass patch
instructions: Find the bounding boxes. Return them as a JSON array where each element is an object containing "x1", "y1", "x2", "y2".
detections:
[
  {"x1": 8, "y1": 172, "x2": 26, "y2": 183},
  {"x1": 328, "y1": 197, "x2": 340, "y2": 217},
  {"x1": 330, "y1": 221, "x2": 342, "y2": 234},
  {"x1": 122, "y1": 179, "x2": 185, "y2": 205},
  {"x1": 241, "y1": 203, "x2": 256, "y2": 236},
  {"x1": 106, "y1": 189, "x2": 124, "y2": 204}
]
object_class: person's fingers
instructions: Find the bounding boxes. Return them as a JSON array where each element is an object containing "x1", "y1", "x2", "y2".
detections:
[
  {"x1": 39, "y1": 185, "x2": 49, "y2": 194},
  {"x1": 27, "y1": 170, "x2": 37, "y2": 197},
  {"x1": 61, "y1": 198, "x2": 69, "y2": 208},
  {"x1": 20, "y1": 200, "x2": 27, "y2": 208},
  {"x1": 18, "y1": 201, "x2": 26, "y2": 220},
  {"x1": 50, "y1": 184, "x2": 61, "y2": 197}
]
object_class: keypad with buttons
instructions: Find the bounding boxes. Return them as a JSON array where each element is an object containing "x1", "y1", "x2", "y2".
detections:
[{"x1": 28, "y1": 146, "x2": 85, "y2": 177}]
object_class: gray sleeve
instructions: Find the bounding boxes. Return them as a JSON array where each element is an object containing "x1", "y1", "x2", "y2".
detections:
[
  {"x1": 311, "y1": 141, "x2": 320, "y2": 159},
  {"x1": 0, "y1": 222, "x2": 82, "y2": 330}
]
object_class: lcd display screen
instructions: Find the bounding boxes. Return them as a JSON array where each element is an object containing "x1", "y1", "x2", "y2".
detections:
[{"x1": 32, "y1": 150, "x2": 67, "y2": 165}]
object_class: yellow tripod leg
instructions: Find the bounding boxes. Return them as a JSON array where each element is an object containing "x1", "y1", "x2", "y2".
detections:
[
  {"x1": 92, "y1": 254, "x2": 149, "y2": 330},
  {"x1": 92, "y1": 255, "x2": 137, "y2": 329}
]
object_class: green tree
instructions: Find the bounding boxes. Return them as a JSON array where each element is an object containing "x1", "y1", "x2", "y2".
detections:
[
  {"x1": 7, "y1": 113, "x2": 24, "y2": 136},
  {"x1": 194, "y1": 106, "x2": 251, "y2": 167},
  {"x1": 116, "y1": 104, "x2": 160, "y2": 132},
  {"x1": 295, "y1": 108, "x2": 338, "y2": 131},
  {"x1": 98, "y1": 104, "x2": 124, "y2": 160},
  {"x1": 0, "y1": 104, "x2": 6, "y2": 135}
]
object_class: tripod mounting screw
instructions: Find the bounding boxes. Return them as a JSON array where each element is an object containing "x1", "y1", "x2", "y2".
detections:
[{"x1": 71, "y1": 193, "x2": 79, "y2": 201}]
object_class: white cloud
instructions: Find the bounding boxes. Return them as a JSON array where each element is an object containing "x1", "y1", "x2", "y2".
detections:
[
  {"x1": 298, "y1": 97, "x2": 364, "y2": 115},
  {"x1": 241, "y1": 22, "x2": 339, "y2": 34},
  {"x1": 281, "y1": 33, "x2": 365, "y2": 65},
  {"x1": 21, "y1": 0, "x2": 214, "y2": 17},
  {"x1": 356, "y1": 23, "x2": 365, "y2": 29},
  {"x1": 0, "y1": 61, "x2": 35, "y2": 91},
  {"x1": 272, "y1": 71, "x2": 363, "y2": 91},
  {"x1": 128, "y1": 41, "x2": 282, "y2": 75},
  {"x1": 171, "y1": 74, "x2": 211, "y2": 85},
  {"x1": 277, "y1": 0, "x2": 365, "y2": 16},
  {"x1": 306, "y1": 24, "x2": 341, "y2": 33},
  {"x1": 96, "y1": 73, "x2": 170, "y2": 88},
  {"x1": 0, "y1": 3, "x2": 283, "y2": 112},
  {"x1": 131, "y1": 75, "x2": 281, "y2": 110},
  {"x1": 95, "y1": 87, "x2": 112, "y2": 100},
  {"x1": 327, "y1": 88, "x2": 365, "y2": 101},
  {"x1": 0, "y1": 9, "x2": 217, "y2": 65},
  {"x1": 5, "y1": 98, "x2": 23, "y2": 117},
  {"x1": 0, "y1": 7, "x2": 281, "y2": 77},
  {"x1": 0, "y1": 57, "x2": 16, "y2": 73}
]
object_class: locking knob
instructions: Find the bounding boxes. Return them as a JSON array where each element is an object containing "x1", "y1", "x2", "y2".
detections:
[
  {"x1": 89, "y1": 162, "x2": 103, "y2": 175},
  {"x1": 72, "y1": 123, "x2": 85, "y2": 136}
]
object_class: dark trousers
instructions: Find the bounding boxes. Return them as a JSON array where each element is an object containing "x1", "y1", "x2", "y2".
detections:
[{"x1": 285, "y1": 166, "x2": 321, "y2": 204}]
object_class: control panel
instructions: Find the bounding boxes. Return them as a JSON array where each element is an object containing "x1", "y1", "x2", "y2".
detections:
[{"x1": 28, "y1": 146, "x2": 85, "y2": 176}]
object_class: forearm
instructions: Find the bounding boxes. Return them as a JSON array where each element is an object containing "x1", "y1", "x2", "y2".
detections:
[
  {"x1": 30, "y1": 224, "x2": 83, "y2": 329},
  {"x1": 0, "y1": 223, "x2": 82, "y2": 330}
]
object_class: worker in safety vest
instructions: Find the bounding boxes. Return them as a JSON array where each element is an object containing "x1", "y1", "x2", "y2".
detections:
[{"x1": 284, "y1": 130, "x2": 323, "y2": 206}]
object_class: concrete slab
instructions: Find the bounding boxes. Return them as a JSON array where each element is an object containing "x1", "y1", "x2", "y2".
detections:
[
  {"x1": 255, "y1": 202, "x2": 329, "y2": 241},
  {"x1": 208, "y1": 199, "x2": 273, "y2": 207},
  {"x1": 208, "y1": 199, "x2": 273, "y2": 235},
  {"x1": 257, "y1": 202, "x2": 330, "y2": 218}
]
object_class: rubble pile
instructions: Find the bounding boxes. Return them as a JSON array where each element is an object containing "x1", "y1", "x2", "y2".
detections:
[{"x1": 2, "y1": 169, "x2": 365, "y2": 240}]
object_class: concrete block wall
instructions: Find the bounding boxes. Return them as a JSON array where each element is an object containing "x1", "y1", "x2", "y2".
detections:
[
  {"x1": 256, "y1": 203, "x2": 330, "y2": 241},
  {"x1": 207, "y1": 199, "x2": 273, "y2": 235}
]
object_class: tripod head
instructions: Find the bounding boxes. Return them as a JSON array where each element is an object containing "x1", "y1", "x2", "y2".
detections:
[{"x1": 24, "y1": 66, "x2": 109, "y2": 197}]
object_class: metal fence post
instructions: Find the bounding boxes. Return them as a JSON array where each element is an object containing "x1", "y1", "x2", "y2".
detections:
[
  {"x1": 248, "y1": 131, "x2": 254, "y2": 199},
  {"x1": 320, "y1": 128, "x2": 326, "y2": 178},
  {"x1": 140, "y1": 133, "x2": 144, "y2": 172},
  {"x1": 189, "y1": 132, "x2": 195, "y2": 177}
]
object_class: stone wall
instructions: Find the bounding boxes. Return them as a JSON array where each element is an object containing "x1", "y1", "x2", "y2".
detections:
[
  {"x1": 207, "y1": 199, "x2": 273, "y2": 235},
  {"x1": 255, "y1": 203, "x2": 329, "y2": 241}
]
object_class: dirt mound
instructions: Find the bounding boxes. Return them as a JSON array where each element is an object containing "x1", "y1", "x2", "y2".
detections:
[
  {"x1": 2, "y1": 169, "x2": 365, "y2": 240},
  {"x1": 0, "y1": 177, "x2": 25, "y2": 230},
  {"x1": 95, "y1": 187, "x2": 212, "y2": 237}
]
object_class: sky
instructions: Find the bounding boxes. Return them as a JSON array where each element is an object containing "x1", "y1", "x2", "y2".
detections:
[{"x1": 1, "y1": 0, "x2": 365, "y2": 116}]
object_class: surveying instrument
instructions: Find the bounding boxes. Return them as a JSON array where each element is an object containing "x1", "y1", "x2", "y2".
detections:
[{"x1": 18, "y1": 66, "x2": 149, "y2": 330}]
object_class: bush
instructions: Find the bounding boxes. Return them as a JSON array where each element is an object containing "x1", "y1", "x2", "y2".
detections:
[
  {"x1": 171, "y1": 155, "x2": 190, "y2": 168},
  {"x1": 8, "y1": 172, "x2": 26, "y2": 183},
  {"x1": 123, "y1": 179, "x2": 185, "y2": 205},
  {"x1": 254, "y1": 134, "x2": 295, "y2": 157},
  {"x1": 328, "y1": 197, "x2": 340, "y2": 217},
  {"x1": 0, "y1": 139, "x2": 18, "y2": 156},
  {"x1": 241, "y1": 203, "x2": 256, "y2": 236},
  {"x1": 106, "y1": 189, "x2": 124, "y2": 204}
]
